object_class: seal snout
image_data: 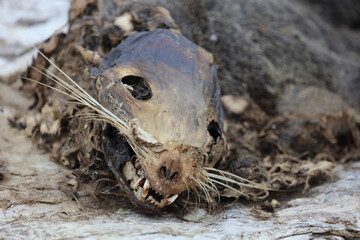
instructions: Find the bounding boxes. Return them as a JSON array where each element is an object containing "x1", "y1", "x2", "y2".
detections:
[
  {"x1": 158, "y1": 157, "x2": 180, "y2": 182},
  {"x1": 143, "y1": 148, "x2": 196, "y2": 195}
]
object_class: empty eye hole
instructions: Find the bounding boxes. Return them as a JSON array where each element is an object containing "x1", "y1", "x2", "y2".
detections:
[
  {"x1": 121, "y1": 75, "x2": 152, "y2": 100},
  {"x1": 208, "y1": 120, "x2": 222, "y2": 145}
]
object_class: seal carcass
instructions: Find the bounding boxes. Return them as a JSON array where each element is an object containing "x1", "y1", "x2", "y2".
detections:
[{"x1": 92, "y1": 29, "x2": 227, "y2": 210}]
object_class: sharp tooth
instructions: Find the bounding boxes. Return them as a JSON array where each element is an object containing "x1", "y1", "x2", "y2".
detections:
[
  {"x1": 132, "y1": 176, "x2": 145, "y2": 188},
  {"x1": 135, "y1": 187, "x2": 144, "y2": 201},
  {"x1": 147, "y1": 195, "x2": 158, "y2": 204},
  {"x1": 142, "y1": 179, "x2": 150, "y2": 198},
  {"x1": 159, "y1": 194, "x2": 178, "y2": 208}
]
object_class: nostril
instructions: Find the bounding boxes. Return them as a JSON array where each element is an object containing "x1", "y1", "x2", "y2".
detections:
[
  {"x1": 158, "y1": 166, "x2": 179, "y2": 181},
  {"x1": 159, "y1": 166, "x2": 166, "y2": 180},
  {"x1": 169, "y1": 172, "x2": 178, "y2": 181}
]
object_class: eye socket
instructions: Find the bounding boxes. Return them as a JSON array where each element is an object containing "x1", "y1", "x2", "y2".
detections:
[
  {"x1": 208, "y1": 120, "x2": 222, "y2": 145},
  {"x1": 121, "y1": 75, "x2": 152, "y2": 100}
]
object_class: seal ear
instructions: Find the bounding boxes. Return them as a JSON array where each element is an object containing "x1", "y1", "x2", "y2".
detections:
[
  {"x1": 205, "y1": 117, "x2": 227, "y2": 167},
  {"x1": 207, "y1": 120, "x2": 222, "y2": 145}
]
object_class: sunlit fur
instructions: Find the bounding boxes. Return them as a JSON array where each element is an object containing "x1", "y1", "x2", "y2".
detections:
[{"x1": 26, "y1": 50, "x2": 272, "y2": 206}]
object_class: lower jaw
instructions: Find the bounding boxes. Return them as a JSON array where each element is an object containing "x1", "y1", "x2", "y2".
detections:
[{"x1": 121, "y1": 160, "x2": 178, "y2": 208}]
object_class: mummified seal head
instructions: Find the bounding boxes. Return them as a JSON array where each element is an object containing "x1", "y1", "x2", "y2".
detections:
[{"x1": 92, "y1": 29, "x2": 227, "y2": 210}]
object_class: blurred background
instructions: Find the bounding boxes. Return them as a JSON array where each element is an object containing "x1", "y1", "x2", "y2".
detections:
[{"x1": 0, "y1": 0, "x2": 70, "y2": 81}]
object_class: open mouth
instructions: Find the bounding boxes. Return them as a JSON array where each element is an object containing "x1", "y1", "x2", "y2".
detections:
[{"x1": 121, "y1": 158, "x2": 178, "y2": 208}]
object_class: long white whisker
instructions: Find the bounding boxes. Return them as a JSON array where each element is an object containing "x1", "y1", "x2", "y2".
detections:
[
  {"x1": 210, "y1": 179, "x2": 250, "y2": 198},
  {"x1": 25, "y1": 68, "x2": 107, "y2": 119},
  {"x1": 31, "y1": 65, "x2": 90, "y2": 103},
  {"x1": 206, "y1": 167, "x2": 268, "y2": 188},
  {"x1": 208, "y1": 173, "x2": 270, "y2": 190},
  {"x1": 35, "y1": 50, "x2": 129, "y2": 131},
  {"x1": 199, "y1": 169, "x2": 220, "y2": 197},
  {"x1": 22, "y1": 77, "x2": 84, "y2": 104},
  {"x1": 192, "y1": 177, "x2": 211, "y2": 204},
  {"x1": 28, "y1": 49, "x2": 156, "y2": 164},
  {"x1": 206, "y1": 177, "x2": 220, "y2": 201},
  {"x1": 36, "y1": 50, "x2": 100, "y2": 107},
  {"x1": 37, "y1": 66, "x2": 122, "y2": 125}
]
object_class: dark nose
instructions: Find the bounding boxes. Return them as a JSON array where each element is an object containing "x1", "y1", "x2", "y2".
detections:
[{"x1": 158, "y1": 158, "x2": 180, "y2": 181}]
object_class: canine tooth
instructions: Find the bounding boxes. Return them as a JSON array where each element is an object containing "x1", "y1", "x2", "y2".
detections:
[
  {"x1": 160, "y1": 194, "x2": 178, "y2": 208},
  {"x1": 135, "y1": 187, "x2": 144, "y2": 201},
  {"x1": 133, "y1": 177, "x2": 145, "y2": 188},
  {"x1": 142, "y1": 179, "x2": 150, "y2": 198}
]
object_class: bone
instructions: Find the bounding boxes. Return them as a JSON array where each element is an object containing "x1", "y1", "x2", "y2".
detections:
[
  {"x1": 147, "y1": 196, "x2": 157, "y2": 204},
  {"x1": 132, "y1": 176, "x2": 145, "y2": 188},
  {"x1": 122, "y1": 161, "x2": 135, "y2": 181},
  {"x1": 142, "y1": 179, "x2": 150, "y2": 198},
  {"x1": 160, "y1": 194, "x2": 178, "y2": 208},
  {"x1": 134, "y1": 187, "x2": 144, "y2": 201}
]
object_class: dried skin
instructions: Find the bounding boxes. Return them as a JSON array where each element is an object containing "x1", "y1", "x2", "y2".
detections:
[{"x1": 222, "y1": 96, "x2": 360, "y2": 198}]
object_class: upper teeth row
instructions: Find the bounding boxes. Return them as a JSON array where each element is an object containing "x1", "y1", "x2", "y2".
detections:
[{"x1": 122, "y1": 161, "x2": 178, "y2": 207}]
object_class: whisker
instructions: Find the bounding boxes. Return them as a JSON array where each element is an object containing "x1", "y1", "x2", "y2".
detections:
[
  {"x1": 22, "y1": 77, "x2": 83, "y2": 104},
  {"x1": 199, "y1": 169, "x2": 220, "y2": 198},
  {"x1": 205, "y1": 177, "x2": 220, "y2": 202},
  {"x1": 27, "y1": 49, "x2": 156, "y2": 166},
  {"x1": 36, "y1": 51, "x2": 102, "y2": 110},
  {"x1": 206, "y1": 167, "x2": 269, "y2": 188},
  {"x1": 31, "y1": 65, "x2": 89, "y2": 102},
  {"x1": 34, "y1": 51, "x2": 129, "y2": 132},
  {"x1": 207, "y1": 173, "x2": 270, "y2": 190},
  {"x1": 192, "y1": 177, "x2": 211, "y2": 204},
  {"x1": 26, "y1": 70, "x2": 121, "y2": 132},
  {"x1": 70, "y1": 113, "x2": 106, "y2": 121},
  {"x1": 209, "y1": 179, "x2": 250, "y2": 198},
  {"x1": 70, "y1": 113, "x2": 102, "y2": 118},
  {"x1": 191, "y1": 187, "x2": 200, "y2": 207}
]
